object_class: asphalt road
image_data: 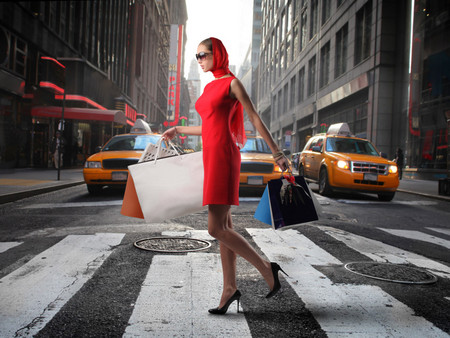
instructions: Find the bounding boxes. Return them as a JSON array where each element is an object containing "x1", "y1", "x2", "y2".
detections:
[{"x1": 0, "y1": 185, "x2": 449, "y2": 337}]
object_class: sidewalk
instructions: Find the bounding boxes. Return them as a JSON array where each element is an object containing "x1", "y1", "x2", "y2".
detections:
[
  {"x1": 0, "y1": 168, "x2": 449, "y2": 204},
  {"x1": 0, "y1": 168, "x2": 85, "y2": 204}
]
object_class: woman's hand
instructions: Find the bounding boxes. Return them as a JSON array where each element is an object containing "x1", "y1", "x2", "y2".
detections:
[
  {"x1": 161, "y1": 127, "x2": 177, "y2": 141},
  {"x1": 276, "y1": 155, "x2": 290, "y2": 172}
]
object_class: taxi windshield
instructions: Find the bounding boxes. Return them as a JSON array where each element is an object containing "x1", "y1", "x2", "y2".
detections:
[
  {"x1": 240, "y1": 138, "x2": 272, "y2": 154},
  {"x1": 326, "y1": 138, "x2": 379, "y2": 156},
  {"x1": 102, "y1": 135, "x2": 162, "y2": 151}
]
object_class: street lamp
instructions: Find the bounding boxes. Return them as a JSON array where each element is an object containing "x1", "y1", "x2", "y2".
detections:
[{"x1": 39, "y1": 56, "x2": 66, "y2": 180}]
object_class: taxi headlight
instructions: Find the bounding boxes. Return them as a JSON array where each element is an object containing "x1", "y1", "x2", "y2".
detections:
[
  {"x1": 336, "y1": 160, "x2": 349, "y2": 170},
  {"x1": 274, "y1": 164, "x2": 283, "y2": 172},
  {"x1": 389, "y1": 165, "x2": 398, "y2": 174},
  {"x1": 85, "y1": 161, "x2": 102, "y2": 169}
]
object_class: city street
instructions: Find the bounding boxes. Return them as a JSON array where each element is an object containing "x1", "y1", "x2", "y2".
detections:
[{"x1": 0, "y1": 185, "x2": 449, "y2": 337}]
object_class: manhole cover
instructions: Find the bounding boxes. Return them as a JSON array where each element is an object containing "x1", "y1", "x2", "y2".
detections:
[
  {"x1": 344, "y1": 262, "x2": 437, "y2": 284},
  {"x1": 134, "y1": 237, "x2": 211, "y2": 253}
]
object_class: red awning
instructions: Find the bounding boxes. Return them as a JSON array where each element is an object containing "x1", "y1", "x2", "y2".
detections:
[{"x1": 31, "y1": 106, "x2": 128, "y2": 125}]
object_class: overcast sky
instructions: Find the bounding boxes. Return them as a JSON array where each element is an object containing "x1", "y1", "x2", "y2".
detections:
[{"x1": 183, "y1": 0, "x2": 254, "y2": 86}]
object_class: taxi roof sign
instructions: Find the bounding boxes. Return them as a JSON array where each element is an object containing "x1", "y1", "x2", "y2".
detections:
[
  {"x1": 131, "y1": 119, "x2": 152, "y2": 134},
  {"x1": 327, "y1": 123, "x2": 352, "y2": 136}
]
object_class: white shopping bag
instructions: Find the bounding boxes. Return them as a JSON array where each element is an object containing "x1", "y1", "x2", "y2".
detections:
[{"x1": 128, "y1": 140, "x2": 206, "y2": 223}]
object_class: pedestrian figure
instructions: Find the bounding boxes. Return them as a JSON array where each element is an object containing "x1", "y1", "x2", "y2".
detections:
[
  {"x1": 50, "y1": 131, "x2": 65, "y2": 169},
  {"x1": 395, "y1": 148, "x2": 404, "y2": 179},
  {"x1": 162, "y1": 38, "x2": 290, "y2": 314}
]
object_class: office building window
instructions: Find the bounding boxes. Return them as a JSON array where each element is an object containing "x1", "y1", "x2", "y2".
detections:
[
  {"x1": 322, "y1": 0, "x2": 331, "y2": 25},
  {"x1": 309, "y1": 0, "x2": 318, "y2": 40},
  {"x1": 307, "y1": 55, "x2": 316, "y2": 97},
  {"x1": 290, "y1": 76, "x2": 296, "y2": 109},
  {"x1": 300, "y1": 7, "x2": 307, "y2": 51},
  {"x1": 355, "y1": 0, "x2": 372, "y2": 65},
  {"x1": 283, "y1": 83, "x2": 289, "y2": 113},
  {"x1": 319, "y1": 42, "x2": 330, "y2": 88},
  {"x1": 335, "y1": 24, "x2": 348, "y2": 78},
  {"x1": 298, "y1": 67, "x2": 305, "y2": 103}
]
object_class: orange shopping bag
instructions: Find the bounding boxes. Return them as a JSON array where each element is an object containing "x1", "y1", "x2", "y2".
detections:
[{"x1": 121, "y1": 174, "x2": 144, "y2": 219}]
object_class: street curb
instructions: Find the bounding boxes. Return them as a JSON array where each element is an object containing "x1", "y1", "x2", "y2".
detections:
[
  {"x1": 0, "y1": 181, "x2": 85, "y2": 205},
  {"x1": 396, "y1": 189, "x2": 450, "y2": 202}
]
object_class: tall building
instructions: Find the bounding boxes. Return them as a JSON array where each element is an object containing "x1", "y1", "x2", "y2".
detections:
[
  {"x1": 0, "y1": 0, "x2": 186, "y2": 169},
  {"x1": 256, "y1": 0, "x2": 449, "y2": 179},
  {"x1": 408, "y1": 0, "x2": 449, "y2": 178},
  {"x1": 186, "y1": 59, "x2": 202, "y2": 150}
]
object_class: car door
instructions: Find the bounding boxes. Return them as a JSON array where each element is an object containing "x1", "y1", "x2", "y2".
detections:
[
  {"x1": 301, "y1": 138, "x2": 317, "y2": 178},
  {"x1": 309, "y1": 137, "x2": 325, "y2": 179}
]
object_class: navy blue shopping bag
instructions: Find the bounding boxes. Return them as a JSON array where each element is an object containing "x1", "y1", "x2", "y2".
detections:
[{"x1": 254, "y1": 176, "x2": 319, "y2": 230}]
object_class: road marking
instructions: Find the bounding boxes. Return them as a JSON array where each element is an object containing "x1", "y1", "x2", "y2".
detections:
[
  {"x1": 336, "y1": 199, "x2": 437, "y2": 205},
  {"x1": 320, "y1": 226, "x2": 450, "y2": 279},
  {"x1": 24, "y1": 200, "x2": 123, "y2": 208},
  {"x1": 161, "y1": 229, "x2": 215, "y2": 241},
  {"x1": 248, "y1": 228, "x2": 448, "y2": 338},
  {"x1": 124, "y1": 253, "x2": 250, "y2": 337},
  {"x1": 0, "y1": 241, "x2": 22, "y2": 253},
  {"x1": 427, "y1": 228, "x2": 450, "y2": 237},
  {"x1": 378, "y1": 228, "x2": 450, "y2": 250},
  {"x1": 0, "y1": 233, "x2": 124, "y2": 337}
]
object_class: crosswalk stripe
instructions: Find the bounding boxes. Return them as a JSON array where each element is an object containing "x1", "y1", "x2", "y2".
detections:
[
  {"x1": 0, "y1": 241, "x2": 22, "y2": 254},
  {"x1": 337, "y1": 199, "x2": 437, "y2": 205},
  {"x1": 248, "y1": 228, "x2": 448, "y2": 337},
  {"x1": 0, "y1": 233, "x2": 124, "y2": 337},
  {"x1": 378, "y1": 228, "x2": 450, "y2": 250},
  {"x1": 320, "y1": 226, "x2": 450, "y2": 279},
  {"x1": 124, "y1": 253, "x2": 251, "y2": 337},
  {"x1": 427, "y1": 228, "x2": 450, "y2": 237}
]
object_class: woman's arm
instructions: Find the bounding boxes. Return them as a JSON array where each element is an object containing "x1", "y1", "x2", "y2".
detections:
[
  {"x1": 161, "y1": 125, "x2": 201, "y2": 141},
  {"x1": 230, "y1": 78, "x2": 290, "y2": 171}
]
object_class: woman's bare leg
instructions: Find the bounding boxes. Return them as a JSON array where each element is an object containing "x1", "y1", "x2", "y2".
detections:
[
  {"x1": 208, "y1": 204, "x2": 275, "y2": 301},
  {"x1": 217, "y1": 209, "x2": 237, "y2": 307}
]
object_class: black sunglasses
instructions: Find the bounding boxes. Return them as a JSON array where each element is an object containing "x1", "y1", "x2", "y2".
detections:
[{"x1": 195, "y1": 52, "x2": 212, "y2": 60}]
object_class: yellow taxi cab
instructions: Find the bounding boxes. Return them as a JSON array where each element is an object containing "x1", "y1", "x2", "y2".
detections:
[
  {"x1": 298, "y1": 123, "x2": 399, "y2": 201},
  {"x1": 239, "y1": 135, "x2": 286, "y2": 189},
  {"x1": 83, "y1": 119, "x2": 167, "y2": 194}
]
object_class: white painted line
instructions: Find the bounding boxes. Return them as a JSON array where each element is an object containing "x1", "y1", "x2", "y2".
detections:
[
  {"x1": 320, "y1": 226, "x2": 450, "y2": 279},
  {"x1": 24, "y1": 200, "x2": 123, "y2": 208},
  {"x1": 161, "y1": 229, "x2": 215, "y2": 241},
  {"x1": 248, "y1": 228, "x2": 448, "y2": 338},
  {"x1": 0, "y1": 233, "x2": 124, "y2": 337},
  {"x1": 427, "y1": 228, "x2": 450, "y2": 237},
  {"x1": 337, "y1": 199, "x2": 437, "y2": 205},
  {"x1": 378, "y1": 228, "x2": 450, "y2": 250},
  {"x1": 0, "y1": 241, "x2": 22, "y2": 253},
  {"x1": 124, "y1": 253, "x2": 250, "y2": 337}
]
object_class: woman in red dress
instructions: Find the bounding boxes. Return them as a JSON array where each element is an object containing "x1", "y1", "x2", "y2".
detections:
[{"x1": 162, "y1": 37, "x2": 290, "y2": 314}]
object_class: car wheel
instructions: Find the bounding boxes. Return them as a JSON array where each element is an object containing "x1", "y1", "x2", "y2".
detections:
[
  {"x1": 378, "y1": 192, "x2": 395, "y2": 201},
  {"x1": 299, "y1": 164, "x2": 305, "y2": 177},
  {"x1": 87, "y1": 184, "x2": 103, "y2": 195},
  {"x1": 319, "y1": 167, "x2": 332, "y2": 196}
]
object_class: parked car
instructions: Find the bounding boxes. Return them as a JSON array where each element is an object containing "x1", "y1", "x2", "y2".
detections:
[
  {"x1": 83, "y1": 119, "x2": 171, "y2": 194},
  {"x1": 239, "y1": 136, "x2": 288, "y2": 189},
  {"x1": 298, "y1": 123, "x2": 399, "y2": 201}
]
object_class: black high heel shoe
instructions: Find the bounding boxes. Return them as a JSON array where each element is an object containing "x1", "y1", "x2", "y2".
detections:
[
  {"x1": 208, "y1": 290, "x2": 242, "y2": 315},
  {"x1": 266, "y1": 262, "x2": 288, "y2": 299}
]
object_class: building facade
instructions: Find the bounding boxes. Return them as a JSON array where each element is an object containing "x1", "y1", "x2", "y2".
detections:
[
  {"x1": 257, "y1": 0, "x2": 449, "y2": 178},
  {"x1": 0, "y1": 0, "x2": 185, "y2": 169}
]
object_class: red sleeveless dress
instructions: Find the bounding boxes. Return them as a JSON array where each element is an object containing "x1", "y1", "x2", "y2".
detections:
[{"x1": 195, "y1": 76, "x2": 241, "y2": 206}]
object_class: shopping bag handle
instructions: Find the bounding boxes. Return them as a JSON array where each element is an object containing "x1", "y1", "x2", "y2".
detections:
[
  {"x1": 152, "y1": 138, "x2": 181, "y2": 165},
  {"x1": 282, "y1": 171, "x2": 312, "y2": 200}
]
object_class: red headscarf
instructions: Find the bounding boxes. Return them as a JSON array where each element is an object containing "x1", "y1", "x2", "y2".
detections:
[{"x1": 209, "y1": 37, "x2": 247, "y2": 148}]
